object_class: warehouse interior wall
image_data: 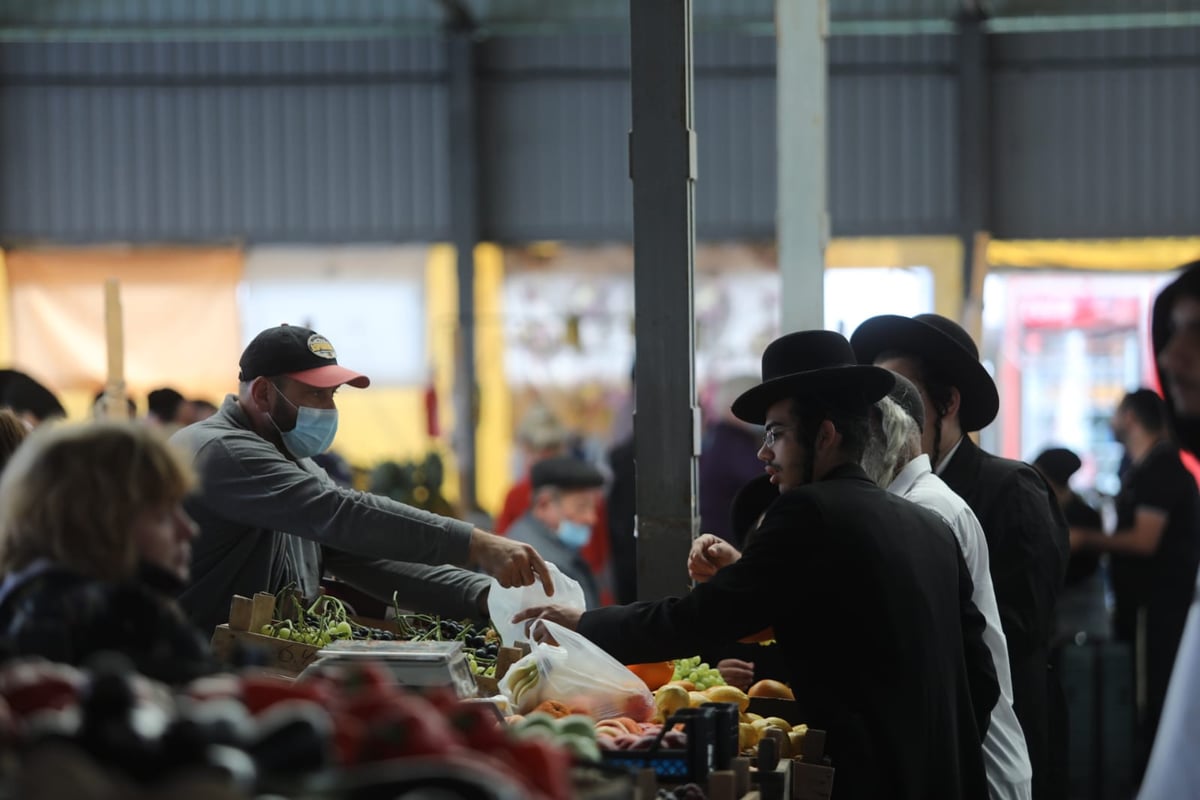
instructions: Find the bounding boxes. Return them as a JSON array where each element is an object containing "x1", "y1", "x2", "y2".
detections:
[{"x1": 5, "y1": 247, "x2": 242, "y2": 420}]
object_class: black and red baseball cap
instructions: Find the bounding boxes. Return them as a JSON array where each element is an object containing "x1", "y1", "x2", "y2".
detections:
[{"x1": 238, "y1": 324, "x2": 370, "y2": 389}]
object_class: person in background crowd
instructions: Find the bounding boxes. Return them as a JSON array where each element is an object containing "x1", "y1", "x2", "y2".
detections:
[
  {"x1": 1070, "y1": 389, "x2": 1200, "y2": 767},
  {"x1": 517, "y1": 331, "x2": 998, "y2": 800},
  {"x1": 170, "y1": 324, "x2": 552, "y2": 636},
  {"x1": 188, "y1": 398, "x2": 218, "y2": 422},
  {"x1": 699, "y1": 375, "x2": 765, "y2": 546},
  {"x1": 147, "y1": 387, "x2": 195, "y2": 431},
  {"x1": 0, "y1": 410, "x2": 28, "y2": 474},
  {"x1": 0, "y1": 422, "x2": 213, "y2": 685},
  {"x1": 851, "y1": 313, "x2": 1068, "y2": 800},
  {"x1": 1138, "y1": 261, "x2": 1200, "y2": 799},
  {"x1": 606, "y1": 429, "x2": 637, "y2": 605},
  {"x1": 862, "y1": 373, "x2": 1032, "y2": 800},
  {"x1": 496, "y1": 403, "x2": 612, "y2": 602},
  {"x1": 1031, "y1": 447, "x2": 1109, "y2": 642},
  {"x1": 0, "y1": 370, "x2": 65, "y2": 427},
  {"x1": 506, "y1": 457, "x2": 605, "y2": 610},
  {"x1": 92, "y1": 389, "x2": 137, "y2": 420}
]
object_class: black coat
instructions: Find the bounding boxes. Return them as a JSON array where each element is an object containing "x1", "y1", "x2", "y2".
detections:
[
  {"x1": 579, "y1": 464, "x2": 997, "y2": 800},
  {"x1": 938, "y1": 436, "x2": 1069, "y2": 799}
]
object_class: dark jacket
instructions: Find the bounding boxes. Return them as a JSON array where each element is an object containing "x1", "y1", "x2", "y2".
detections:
[
  {"x1": 0, "y1": 561, "x2": 215, "y2": 685},
  {"x1": 606, "y1": 436, "x2": 638, "y2": 605},
  {"x1": 938, "y1": 436, "x2": 1068, "y2": 799},
  {"x1": 579, "y1": 464, "x2": 997, "y2": 800}
]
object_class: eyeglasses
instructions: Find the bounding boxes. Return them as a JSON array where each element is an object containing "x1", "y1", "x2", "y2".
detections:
[{"x1": 762, "y1": 427, "x2": 792, "y2": 448}]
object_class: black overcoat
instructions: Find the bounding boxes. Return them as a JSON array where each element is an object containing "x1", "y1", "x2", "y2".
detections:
[
  {"x1": 937, "y1": 436, "x2": 1069, "y2": 798},
  {"x1": 578, "y1": 464, "x2": 998, "y2": 800}
]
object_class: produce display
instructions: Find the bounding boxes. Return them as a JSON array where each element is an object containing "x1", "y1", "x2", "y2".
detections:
[
  {"x1": 669, "y1": 656, "x2": 727, "y2": 690},
  {"x1": 248, "y1": 589, "x2": 501, "y2": 683},
  {"x1": 0, "y1": 655, "x2": 578, "y2": 800}
]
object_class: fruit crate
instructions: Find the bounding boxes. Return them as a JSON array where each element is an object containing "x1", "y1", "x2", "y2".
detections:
[
  {"x1": 209, "y1": 593, "x2": 521, "y2": 697},
  {"x1": 210, "y1": 592, "x2": 323, "y2": 677},
  {"x1": 601, "y1": 706, "x2": 718, "y2": 784}
]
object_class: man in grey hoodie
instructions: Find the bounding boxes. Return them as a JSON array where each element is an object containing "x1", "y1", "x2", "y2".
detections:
[{"x1": 172, "y1": 324, "x2": 552, "y2": 636}]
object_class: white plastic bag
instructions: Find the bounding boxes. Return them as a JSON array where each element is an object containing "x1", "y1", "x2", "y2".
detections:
[
  {"x1": 500, "y1": 619, "x2": 655, "y2": 721},
  {"x1": 487, "y1": 562, "x2": 585, "y2": 646}
]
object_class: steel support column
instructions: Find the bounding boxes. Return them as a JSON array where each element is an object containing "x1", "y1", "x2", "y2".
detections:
[
  {"x1": 447, "y1": 26, "x2": 480, "y2": 511},
  {"x1": 629, "y1": 0, "x2": 699, "y2": 601},
  {"x1": 776, "y1": 0, "x2": 828, "y2": 333},
  {"x1": 957, "y1": 8, "x2": 991, "y2": 315}
]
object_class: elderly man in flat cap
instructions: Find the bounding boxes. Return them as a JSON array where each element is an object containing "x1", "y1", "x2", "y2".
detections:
[
  {"x1": 865, "y1": 374, "x2": 1032, "y2": 800},
  {"x1": 506, "y1": 456, "x2": 606, "y2": 610},
  {"x1": 515, "y1": 330, "x2": 998, "y2": 800},
  {"x1": 851, "y1": 314, "x2": 1068, "y2": 800}
]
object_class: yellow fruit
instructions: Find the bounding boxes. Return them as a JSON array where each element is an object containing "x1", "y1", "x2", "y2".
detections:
[
  {"x1": 747, "y1": 679, "x2": 795, "y2": 700},
  {"x1": 788, "y1": 728, "x2": 808, "y2": 757},
  {"x1": 705, "y1": 685, "x2": 750, "y2": 712},
  {"x1": 738, "y1": 722, "x2": 761, "y2": 752},
  {"x1": 740, "y1": 712, "x2": 763, "y2": 724},
  {"x1": 688, "y1": 691, "x2": 709, "y2": 708},
  {"x1": 654, "y1": 685, "x2": 690, "y2": 719},
  {"x1": 763, "y1": 716, "x2": 792, "y2": 732}
]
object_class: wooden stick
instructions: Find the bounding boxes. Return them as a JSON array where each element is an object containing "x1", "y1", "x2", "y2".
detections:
[{"x1": 101, "y1": 278, "x2": 128, "y2": 420}]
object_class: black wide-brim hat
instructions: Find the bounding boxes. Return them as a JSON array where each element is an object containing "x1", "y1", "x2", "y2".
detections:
[
  {"x1": 731, "y1": 330, "x2": 895, "y2": 425},
  {"x1": 850, "y1": 313, "x2": 999, "y2": 433}
]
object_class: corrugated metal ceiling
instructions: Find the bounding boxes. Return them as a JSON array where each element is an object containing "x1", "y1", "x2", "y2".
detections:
[{"x1": 2, "y1": 0, "x2": 1200, "y2": 39}]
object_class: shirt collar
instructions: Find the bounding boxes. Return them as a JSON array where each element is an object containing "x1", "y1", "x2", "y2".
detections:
[
  {"x1": 935, "y1": 435, "x2": 966, "y2": 475},
  {"x1": 887, "y1": 453, "x2": 932, "y2": 496}
]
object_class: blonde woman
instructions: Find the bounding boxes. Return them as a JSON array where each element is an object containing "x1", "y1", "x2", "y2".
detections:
[{"x1": 0, "y1": 422, "x2": 211, "y2": 683}]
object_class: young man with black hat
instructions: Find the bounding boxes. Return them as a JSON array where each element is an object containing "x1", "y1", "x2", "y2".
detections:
[
  {"x1": 171, "y1": 324, "x2": 553, "y2": 636},
  {"x1": 514, "y1": 330, "x2": 999, "y2": 800},
  {"x1": 866, "y1": 374, "x2": 1032, "y2": 800},
  {"x1": 1137, "y1": 261, "x2": 1200, "y2": 799},
  {"x1": 506, "y1": 456, "x2": 605, "y2": 610},
  {"x1": 851, "y1": 313, "x2": 1069, "y2": 800}
]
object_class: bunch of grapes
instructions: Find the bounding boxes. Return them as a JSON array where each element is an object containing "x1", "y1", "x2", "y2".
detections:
[
  {"x1": 391, "y1": 607, "x2": 501, "y2": 678},
  {"x1": 670, "y1": 656, "x2": 726, "y2": 690}
]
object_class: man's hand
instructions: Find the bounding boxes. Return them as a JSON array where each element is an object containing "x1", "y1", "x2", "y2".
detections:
[
  {"x1": 469, "y1": 530, "x2": 555, "y2": 596},
  {"x1": 511, "y1": 604, "x2": 583, "y2": 644},
  {"x1": 688, "y1": 534, "x2": 742, "y2": 583},
  {"x1": 716, "y1": 658, "x2": 755, "y2": 691}
]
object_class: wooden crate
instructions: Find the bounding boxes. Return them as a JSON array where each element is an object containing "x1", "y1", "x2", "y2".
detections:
[
  {"x1": 211, "y1": 595, "x2": 510, "y2": 694},
  {"x1": 210, "y1": 624, "x2": 323, "y2": 678}
]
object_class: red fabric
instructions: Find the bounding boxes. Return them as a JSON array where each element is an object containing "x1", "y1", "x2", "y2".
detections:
[
  {"x1": 495, "y1": 476, "x2": 613, "y2": 605},
  {"x1": 495, "y1": 478, "x2": 532, "y2": 535}
]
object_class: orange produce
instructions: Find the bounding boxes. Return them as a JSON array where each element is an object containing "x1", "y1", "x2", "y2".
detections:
[
  {"x1": 626, "y1": 661, "x2": 675, "y2": 691},
  {"x1": 747, "y1": 679, "x2": 795, "y2": 700}
]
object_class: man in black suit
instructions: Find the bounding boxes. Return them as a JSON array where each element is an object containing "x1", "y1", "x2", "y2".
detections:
[
  {"x1": 516, "y1": 330, "x2": 998, "y2": 800},
  {"x1": 851, "y1": 314, "x2": 1069, "y2": 800}
]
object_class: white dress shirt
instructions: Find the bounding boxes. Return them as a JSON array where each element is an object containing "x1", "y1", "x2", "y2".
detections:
[{"x1": 890, "y1": 454, "x2": 1034, "y2": 800}]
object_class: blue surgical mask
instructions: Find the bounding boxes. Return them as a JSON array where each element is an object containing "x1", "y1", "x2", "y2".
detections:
[
  {"x1": 270, "y1": 387, "x2": 339, "y2": 459},
  {"x1": 557, "y1": 519, "x2": 592, "y2": 550}
]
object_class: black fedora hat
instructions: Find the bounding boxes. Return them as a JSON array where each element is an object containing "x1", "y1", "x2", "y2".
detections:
[
  {"x1": 731, "y1": 330, "x2": 894, "y2": 425},
  {"x1": 850, "y1": 313, "x2": 999, "y2": 433}
]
